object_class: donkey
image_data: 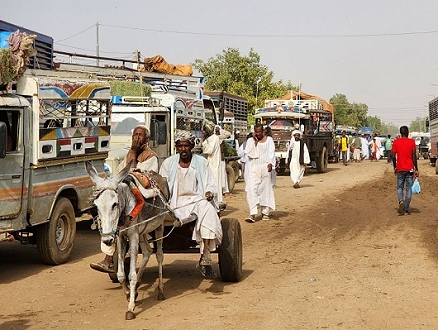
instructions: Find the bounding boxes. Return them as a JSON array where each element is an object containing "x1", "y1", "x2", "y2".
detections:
[{"x1": 85, "y1": 161, "x2": 169, "y2": 320}]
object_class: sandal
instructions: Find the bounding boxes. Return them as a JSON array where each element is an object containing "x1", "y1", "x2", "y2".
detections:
[
  {"x1": 196, "y1": 264, "x2": 217, "y2": 279},
  {"x1": 245, "y1": 215, "x2": 256, "y2": 223},
  {"x1": 90, "y1": 261, "x2": 115, "y2": 273}
]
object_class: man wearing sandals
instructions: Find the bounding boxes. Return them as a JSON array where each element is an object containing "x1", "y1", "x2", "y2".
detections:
[
  {"x1": 159, "y1": 131, "x2": 223, "y2": 278},
  {"x1": 244, "y1": 124, "x2": 276, "y2": 223},
  {"x1": 90, "y1": 125, "x2": 158, "y2": 273}
]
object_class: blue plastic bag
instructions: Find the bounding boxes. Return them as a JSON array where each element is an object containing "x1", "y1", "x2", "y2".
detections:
[{"x1": 412, "y1": 178, "x2": 421, "y2": 194}]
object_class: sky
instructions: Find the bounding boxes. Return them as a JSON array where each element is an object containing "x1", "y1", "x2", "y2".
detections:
[{"x1": 1, "y1": 0, "x2": 437, "y2": 127}]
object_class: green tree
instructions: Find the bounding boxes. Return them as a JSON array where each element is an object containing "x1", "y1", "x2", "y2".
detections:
[
  {"x1": 193, "y1": 47, "x2": 297, "y2": 124},
  {"x1": 409, "y1": 116, "x2": 428, "y2": 133},
  {"x1": 330, "y1": 94, "x2": 368, "y2": 128}
]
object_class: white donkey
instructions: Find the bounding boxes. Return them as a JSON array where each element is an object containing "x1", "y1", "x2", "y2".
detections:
[{"x1": 85, "y1": 161, "x2": 169, "y2": 320}]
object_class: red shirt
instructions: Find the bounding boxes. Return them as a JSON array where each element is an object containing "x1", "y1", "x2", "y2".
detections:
[{"x1": 391, "y1": 137, "x2": 416, "y2": 172}]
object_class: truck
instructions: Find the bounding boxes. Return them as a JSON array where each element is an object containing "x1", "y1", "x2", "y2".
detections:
[
  {"x1": 204, "y1": 91, "x2": 249, "y2": 148},
  {"x1": 0, "y1": 71, "x2": 111, "y2": 264},
  {"x1": 254, "y1": 92, "x2": 335, "y2": 173},
  {"x1": 429, "y1": 97, "x2": 438, "y2": 170},
  {"x1": 54, "y1": 60, "x2": 241, "y2": 191}
]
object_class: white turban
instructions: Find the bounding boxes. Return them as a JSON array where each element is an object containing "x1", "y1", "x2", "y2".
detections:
[
  {"x1": 292, "y1": 130, "x2": 302, "y2": 137},
  {"x1": 174, "y1": 130, "x2": 195, "y2": 144}
]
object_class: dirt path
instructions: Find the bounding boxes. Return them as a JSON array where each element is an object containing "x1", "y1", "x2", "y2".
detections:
[{"x1": 1, "y1": 159, "x2": 438, "y2": 329}]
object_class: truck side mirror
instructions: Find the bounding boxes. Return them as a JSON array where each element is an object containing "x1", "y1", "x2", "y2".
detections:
[{"x1": 0, "y1": 122, "x2": 7, "y2": 158}]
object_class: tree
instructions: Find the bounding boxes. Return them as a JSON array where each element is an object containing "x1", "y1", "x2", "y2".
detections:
[
  {"x1": 193, "y1": 47, "x2": 297, "y2": 124},
  {"x1": 409, "y1": 116, "x2": 428, "y2": 133},
  {"x1": 330, "y1": 94, "x2": 368, "y2": 128}
]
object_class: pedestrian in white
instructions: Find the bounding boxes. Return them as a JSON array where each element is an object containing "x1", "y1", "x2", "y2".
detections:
[
  {"x1": 238, "y1": 132, "x2": 251, "y2": 189},
  {"x1": 289, "y1": 130, "x2": 310, "y2": 188},
  {"x1": 215, "y1": 125, "x2": 231, "y2": 195},
  {"x1": 360, "y1": 135, "x2": 370, "y2": 160},
  {"x1": 201, "y1": 120, "x2": 225, "y2": 207},
  {"x1": 244, "y1": 124, "x2": 276, "y2": 222}
]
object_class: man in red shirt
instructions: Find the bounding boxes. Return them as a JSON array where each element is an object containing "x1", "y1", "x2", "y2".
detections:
[{"x1": 391, "y1": 126, "x2": 418, "y2": 215}]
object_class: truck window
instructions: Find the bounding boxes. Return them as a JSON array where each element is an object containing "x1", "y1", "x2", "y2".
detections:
[{"x1": 0, "y1": 110, "x2": 19, "y2": 152}]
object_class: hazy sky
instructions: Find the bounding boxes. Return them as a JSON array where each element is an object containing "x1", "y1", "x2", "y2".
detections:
[{"x1": 2, "y1": 0, "x2": 437, "y2": 127}]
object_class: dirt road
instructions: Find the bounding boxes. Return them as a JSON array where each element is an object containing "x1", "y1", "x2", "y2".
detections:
[{"x1": 1, "y1": 159, "x2": 438, "y2": 329}]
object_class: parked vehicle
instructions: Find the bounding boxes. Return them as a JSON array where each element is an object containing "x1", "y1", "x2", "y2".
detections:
[
  {"x1": 0, "y1": 72, "x2": 111, "y2": 264},
  {"x1": 255, "y1": 96, "x2": 335, "y2": 173}
]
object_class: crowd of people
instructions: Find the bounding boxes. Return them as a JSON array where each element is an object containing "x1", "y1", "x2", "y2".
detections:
[{"x1": 90, "y1": 122, "x2": 419, "y2": 278}]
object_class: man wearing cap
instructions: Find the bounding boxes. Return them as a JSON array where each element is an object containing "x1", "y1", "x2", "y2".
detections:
[
  {"x1": 160, "y1": 130, "x2": 223, "y2": 278},
  {"x1": 90, "y1": 125, "x2": 159, "y2": 273},
  {"x1": 289, "y1": 130, "x2": 310, "y2": 188}
]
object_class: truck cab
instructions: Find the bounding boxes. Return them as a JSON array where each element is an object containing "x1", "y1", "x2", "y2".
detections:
[
  {"x1": 255, "y1": 99, "x2": 335, "y2": 173},
  {"x1": 0, "y1": 73, "x2": 111, "y2": 264}
]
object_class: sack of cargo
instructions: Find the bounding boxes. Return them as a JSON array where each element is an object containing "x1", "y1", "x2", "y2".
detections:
[{"x1": 142, "y1": 55, "x2": 193, "y2": 76}]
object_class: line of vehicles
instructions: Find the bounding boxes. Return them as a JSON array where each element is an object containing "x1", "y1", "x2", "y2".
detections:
[{"x1": 0, "y1": 20, "x2": 338, "y2": 268}]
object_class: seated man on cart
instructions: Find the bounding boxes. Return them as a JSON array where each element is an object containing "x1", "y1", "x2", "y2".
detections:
[{"x1": 159, "y1": 130, "x2": 223, "y2": 278}]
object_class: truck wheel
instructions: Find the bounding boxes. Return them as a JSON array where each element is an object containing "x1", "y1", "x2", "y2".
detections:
[
  {"x1": 226, "y1": 164, "x2": 236, "y2": 192},
  {"x1": 316, "y1": 146, "x2": 328, "y2": 173},
  {"x1": 218, "y1": 218, "x2": 243, "y2": 282},
  {"x1": 231, "y1": 161, "x2": 240, "y2": 181},
  {"x1": 36, "y1": 197, "x2": 76, "y2": 265}
]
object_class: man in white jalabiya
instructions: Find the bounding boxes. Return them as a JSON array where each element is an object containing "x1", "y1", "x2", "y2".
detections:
[
  {"x1": 244, "y1": 123, "x2": 276, "y2": 223},
  {"x1": 214, "y1": 125, "x2": 231, "y2": 195},
  {"x1": 159, "y1": 130, "x2": 222, "y2": 278},
  {"x1": 360, "y1": 135, "x2": 370, "y2": 160},
  {"x1": 201, "y1": 120, "x2": 225, "y2": 209},
  {"x1": 289, "y1": 130, "x2": 310, "y2": 189}
]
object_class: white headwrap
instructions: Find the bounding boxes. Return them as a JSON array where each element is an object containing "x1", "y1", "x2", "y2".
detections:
[
  {"x1": 292, "y1": 130, "x2": 302, "y2": 137},
  {"x1": 174, "y1": 130, "x2": 195, "y2": 144}
]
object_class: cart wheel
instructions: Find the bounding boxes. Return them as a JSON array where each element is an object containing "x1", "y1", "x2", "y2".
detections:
[{"x1": 218, "y1": 218, "x2": 243, "y2": 282}]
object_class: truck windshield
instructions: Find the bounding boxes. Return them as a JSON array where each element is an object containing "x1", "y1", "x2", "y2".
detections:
[{"x1": 111, "y1": 113, "x2": 145, "y2": 135}]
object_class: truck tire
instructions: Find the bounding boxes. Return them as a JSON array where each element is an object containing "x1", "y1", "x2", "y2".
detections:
[
  {"x1": 226, "y1": 164, "x2": 236, "y2": 192},
  {"x1": 218, "y1": 218, "x2": 243, "y2": 282},
  {"x1": 36, "y1": 197, "x2": 76, "y2": 265},
  {"x1": 231, "y1": 161, "x2": 240, "y2": 181},
  {"x1": 316, "y1": 146, "x2": 328, "y2": 173}
]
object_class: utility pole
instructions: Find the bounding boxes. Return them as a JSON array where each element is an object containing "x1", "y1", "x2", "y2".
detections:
[{"x1": 96, "y1": 22, "x2": 100, "y2": 66}]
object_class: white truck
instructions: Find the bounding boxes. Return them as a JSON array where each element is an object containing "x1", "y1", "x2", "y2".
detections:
[{"x1": 0, "y1": 71, "x2": 111, "y2": 264}]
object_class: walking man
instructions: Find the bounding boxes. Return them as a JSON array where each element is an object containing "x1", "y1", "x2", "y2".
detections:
[
  {"x1": 289, "y1": 130, "x2": 310, "y2": 188},
  {"x1": 340, "y1": 130, "x2": 349, "y2": 165},
  {"x1": 385, "y1": 135, "x2": 393, "y2": 163},
  {"x1": 391, "y1": 126, "x2": 418, "y2": 215},
  {"x1": 351, "y1": 133, "x2": 362, "y2": 162},
  {"x1": 244, "y1": 124, "x2": 276, "y2": 222}
]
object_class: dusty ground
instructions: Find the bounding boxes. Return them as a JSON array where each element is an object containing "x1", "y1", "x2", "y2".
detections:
[{"x1": 1, "y1": 158, "x2": 438, "y2": 329}]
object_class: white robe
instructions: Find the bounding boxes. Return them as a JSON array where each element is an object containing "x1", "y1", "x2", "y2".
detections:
[
  {"x1": 289, "y1": 139, "x2": 310, "y2": 184},
  {"x1": 202, "y1": 134, "x2": 223, "y2": 202},
  {"x1": 244, "y1": 136, "x2": 276, "y2": 214},
  {"x1": 238, "y1": 141, "x2": 249, "y2": 190},
  {"x1": 361, "y1": 137, "x2": 369, "y2": 159},
  {"x1": 159, "y1": 154, "x2": 222, "y2": 248}
]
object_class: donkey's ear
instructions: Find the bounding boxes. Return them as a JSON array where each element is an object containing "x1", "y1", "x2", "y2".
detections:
[
  {"x1": 85, "y1": 161, "x2": 103, "y2": 184},
  {"x1": 113, "y1": 160, "x2": 132, "y2": 184}
]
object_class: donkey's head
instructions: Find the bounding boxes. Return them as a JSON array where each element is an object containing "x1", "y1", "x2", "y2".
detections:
[{"x1": 85, "y1": 161, "x2": 132, "y2": 246}]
